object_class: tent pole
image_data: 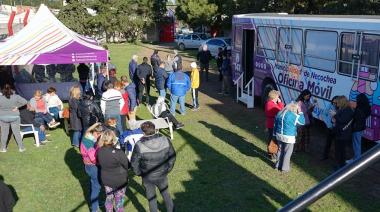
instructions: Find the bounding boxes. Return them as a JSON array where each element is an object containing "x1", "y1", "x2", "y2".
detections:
[
  {"x1": 90, "y1": 63, "x2": 95, "y2": 94},
  {"x1": 106, "y1": 51, "x2": 109, "y2": 80}
]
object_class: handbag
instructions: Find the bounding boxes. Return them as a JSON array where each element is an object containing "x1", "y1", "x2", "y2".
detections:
[
  {"x1": 268, "y1": 139, "x2": 279, "y2": 154},
  {"x1": 62, "y1": 107, "x2": 70, "y2": 119}
]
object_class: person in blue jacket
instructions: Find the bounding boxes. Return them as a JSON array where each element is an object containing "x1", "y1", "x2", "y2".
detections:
[
  {"x1": 129, "y1": 55, "x2": 139, "y2": 85},
  {"x1": 273, "y1": 102, "x2": 305, "y2": 172},
  {"x1": 166, "y1": 69, "x2": 190, "y2": 116}
]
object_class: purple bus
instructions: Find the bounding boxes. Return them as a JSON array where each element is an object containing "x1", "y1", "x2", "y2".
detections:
[{"x1": 232, "y1": 13, "x2": 380, "y2": 142}]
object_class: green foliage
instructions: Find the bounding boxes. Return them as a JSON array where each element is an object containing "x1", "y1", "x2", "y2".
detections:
[
  {"x1": 177, "y1": 0, "x2": 380, "y2": 29},
  {"x1": 57, "y1": 0, "x2": 167, "y2": 43},
  {"x1": 176, "y1": 0, "x2": 218, "y2": 27},
  {"x1": 57, "y1": 0, "x2": 91, "y2": 35}
]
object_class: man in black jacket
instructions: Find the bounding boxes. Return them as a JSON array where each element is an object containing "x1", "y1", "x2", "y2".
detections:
[
  {"x1": 131, "y1": 121, "x2": 176, "y2": 212},
  {"x1": 137, "y1": 57, "x2": 153, "y2": 105},
  {"x1": 150, "y1": 50, "x2": 161, "y2": 74},
  {"x1": 197, "y1": 44, "x2": 212, "y2": 81}
]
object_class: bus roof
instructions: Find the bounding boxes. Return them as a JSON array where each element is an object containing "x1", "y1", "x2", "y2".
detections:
[
  {"x1": 233, "y1": 13, "x2": 380, "y2": 31},
  {"x1": 235, "y1": 13, "x2": 380, "y2": 21}
]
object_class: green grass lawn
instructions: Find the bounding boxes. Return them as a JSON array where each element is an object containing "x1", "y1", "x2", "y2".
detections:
[{"x1": 0, "y1": 43, "x2": 378, "y2": 212}]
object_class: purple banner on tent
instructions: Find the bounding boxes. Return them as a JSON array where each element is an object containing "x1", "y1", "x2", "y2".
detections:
[{"x1": 32, "y1": 41, "x2": 108, "y2": 64}]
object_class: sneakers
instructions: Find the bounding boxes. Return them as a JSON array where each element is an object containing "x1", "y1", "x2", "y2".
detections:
[
  {"x1": 48, "y1": 121, "x2": 60, "y2": 128},
  {"x1": 175, "y1": 123, "x2": 184, "y2": 130},
  {"x1": 346, "y1": 159, "x2": 354, "y2": 164},
  {"x1": 0, "y1": 148, "x2": 7, "y2": 153},
  {"x1": 192, "y1": 107, "x2": 199, "y2": 111},
  {"x1": 19, "y1": 148, "x2": 26, "y2": 152}
]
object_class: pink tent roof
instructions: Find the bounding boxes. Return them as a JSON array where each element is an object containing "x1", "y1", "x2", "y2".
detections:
[{"x1": 0, "y1": 4, "x2": 108, "y2": 65}]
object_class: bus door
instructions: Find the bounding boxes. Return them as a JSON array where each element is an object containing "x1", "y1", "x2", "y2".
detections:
[{"x1": 242, "y1": 29, "x2": 255, "y2": 86}]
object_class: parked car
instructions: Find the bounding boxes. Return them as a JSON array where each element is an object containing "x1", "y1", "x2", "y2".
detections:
[
  {"x1": 176, "y1": 33, "x2": 208, "y2": 50},
  {"x1": 201, "y1": 37, "x2": 232, "y2": 57}
]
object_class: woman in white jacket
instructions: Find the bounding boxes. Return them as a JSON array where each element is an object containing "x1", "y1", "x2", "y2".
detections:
[{"x1": 273, "y1": 102, "x2": 305, "y2": 172}]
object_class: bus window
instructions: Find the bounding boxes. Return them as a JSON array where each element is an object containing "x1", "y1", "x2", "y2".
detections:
[
  {"x1": 304, "y1": 30, "x2": 338, "y2": 72},
  {"x1": 339, "y1": 33, "x2": 379, "y2": 81},
  {"x1": 257, "y1": 26, "x2": 276, "y2": 59},
  {"x1": 339, "y1": 33, "x2": 359, "y2": 76},
  {"x1": 278, "y1": 28, "x2": 302, "y2": 65},
  {"x1": 360, "y1": 34, "x2": 380, "y2": 81}
]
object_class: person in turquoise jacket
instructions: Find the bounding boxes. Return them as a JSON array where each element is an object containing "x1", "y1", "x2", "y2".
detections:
[
  {"x1": 273, "y1": 102, "x2": 305, "y2": 172},
  {"x1": 166, "y1": 69, "x2": 190, "y2": 116}
]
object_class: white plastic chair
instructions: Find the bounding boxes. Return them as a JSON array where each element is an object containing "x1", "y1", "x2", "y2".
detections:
[
  {"x1": 47, "y1": 105, "x2": 63, "y2": 119},
  {"x1": 20, "y1": 124, "x2": 40, "y2": 147}
]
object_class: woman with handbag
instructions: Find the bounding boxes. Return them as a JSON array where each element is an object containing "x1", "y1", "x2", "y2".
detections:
[
  {"x1": 273, "y1": 102, "x2": 305, "y2": 172},
  {"x1": 332, "y1": 96, "x2": 354, "y2": 169},
  {"x1": 264, "y1": 90, "x2": 284, "y2": 160},
  {"x1": 97, "y1": 129, "x2": 129, "y2": 212}
]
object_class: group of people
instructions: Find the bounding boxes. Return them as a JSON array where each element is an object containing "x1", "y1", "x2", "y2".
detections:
[
  {"x1": 265, "y1": 89, "x2": 371, "y2": 172},
  {"x1": 0, "y1": 84, "x2": 63, "y2": 152},
  {"x1": 78, "y1": 121, "x2": 176, "y2": 212}
]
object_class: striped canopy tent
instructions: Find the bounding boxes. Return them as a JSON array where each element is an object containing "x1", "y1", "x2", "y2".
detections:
[{"x1": 0, "y1": 4, "x2": 108, "y2": 65}]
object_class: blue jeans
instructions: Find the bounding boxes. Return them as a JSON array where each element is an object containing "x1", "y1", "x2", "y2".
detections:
[
  {"x1": 84, "y1": 165, "x2": 101, "y2": 212},
  {"x1": 22, "y1": 126, "x2": 46, "y2": 142},
  {"x1": 72, "y1": 130, "x2": 82, "y2": 147},
  {"x1": 48, "y1": 107, "x2": 60, "y2": 120},
  {"x1": 35, "y1": 112, "x2": 54, "y2": 124},
  {"x1": 170, "y1": 95, "x2": 186, "y2": 116},
  {"x1": 105, "y1": 114, "x2": 123, "y2": 135},
  {"x1": 352, "y1": 131, "x2": 363, "y2": 160},
  {"x1": 159, "y1": 89, "x2": 166, "y2": 97}
]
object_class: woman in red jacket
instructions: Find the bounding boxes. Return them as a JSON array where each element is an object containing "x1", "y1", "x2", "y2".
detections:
[
  {"x1": 115, "y1": 81, "x2": 129, "y2": 131},
  {"x1": 265, "y1": 90, "x2": 284, "y2": 159}
]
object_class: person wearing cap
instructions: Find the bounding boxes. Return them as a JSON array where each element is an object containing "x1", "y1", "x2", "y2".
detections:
[
  {"x1": 190, "y1": 62, "x2": 200, "y2": 111},
  {"x1": 80, "y1": 122, "x2": 104, "y2": 212},
  {"x1": 131, "y1": 121, "x2": 176, "y2": 212}
]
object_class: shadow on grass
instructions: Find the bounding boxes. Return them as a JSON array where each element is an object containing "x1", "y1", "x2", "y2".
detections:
[
  {"x1": 64, "y1": 147, "x2": 91, "y2": 212},
  {"x1": 124, "y1": 176, "x2": 146, "y2": 212},
  {"x1": 201, "y1": 72, "x2": 380, "y2": 210},
  {"x1": 174, "y1": 130, "x2": 292, "y2": 211},
  {"x1": 199, "y1": 121, "x2": 273, "y2": 167}
]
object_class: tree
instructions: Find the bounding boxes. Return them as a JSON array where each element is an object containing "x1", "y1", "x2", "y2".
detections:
[
  {"x1": 57, "y1": 0, "x2": 91, "y2": 35},
  {"x1": 176, "y1": 0, "x2": 218, "y2": 28}
]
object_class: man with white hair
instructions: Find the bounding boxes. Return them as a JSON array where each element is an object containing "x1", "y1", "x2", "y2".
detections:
[
  {"x1": 129, "y1": 55, "x2": 139, "y2": 85},
  {"x1": 197, "y1": 44, "x2": 212, "y2": 81}
]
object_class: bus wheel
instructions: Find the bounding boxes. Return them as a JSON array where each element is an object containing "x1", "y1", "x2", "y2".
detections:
[{"x1": 261, "y1": 83, "x2": 276, "y2": 108}]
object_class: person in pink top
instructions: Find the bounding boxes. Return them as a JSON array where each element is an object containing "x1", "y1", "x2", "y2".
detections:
[
  {"x1": 296, "y1": 89, "x2": 315, "y2": 152},
  {"x1": 264, "y1": 90, "x2": 284, "y2": 159},
  {"x1": 80, "y1": 123, "x2": 104, "y2": 212},
  {"x1": 29, "y1": 90, "x2": 60, "y2": 128}
]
